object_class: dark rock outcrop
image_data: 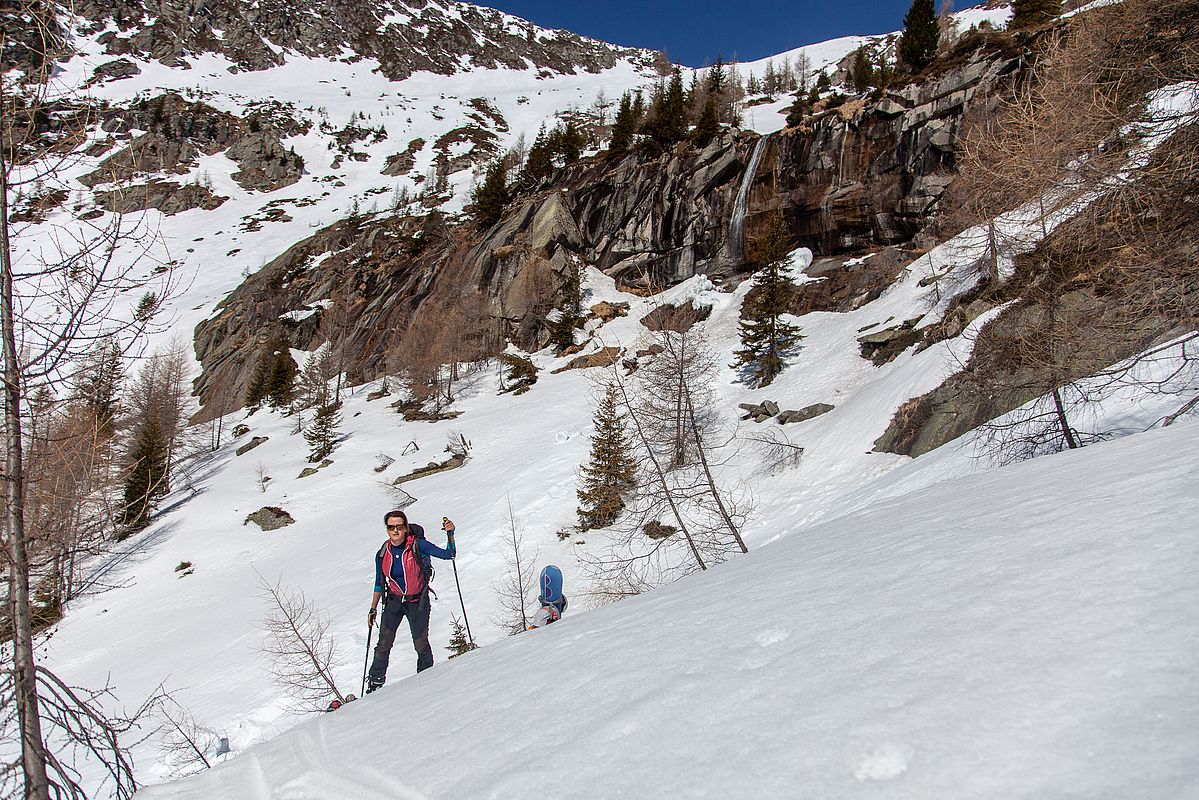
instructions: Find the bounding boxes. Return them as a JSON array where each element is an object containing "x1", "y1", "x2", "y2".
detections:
[
  {"x1": 227, "y1": 132, "x2": 305, "y2": 192},
  {"x1": 74, "y1": 0, "x2": 660, "y2": 81},
  {"x1": 94, "y1": 180, "x2": 227, "y2": 215}
]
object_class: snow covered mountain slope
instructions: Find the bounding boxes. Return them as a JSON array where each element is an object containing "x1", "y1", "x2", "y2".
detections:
[{"x1": 133, "y1": 419, "x2": 1199, "y2": 799}]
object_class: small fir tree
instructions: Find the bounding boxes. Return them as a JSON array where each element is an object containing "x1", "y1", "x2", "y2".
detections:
[
  {"x1": 609, "y1": 93, "x2": 636, "y2": 155},
  {"x1": 706, "y1": 56, "x2": 727, "y2": 96},
  {"x1": 731, "y1": 214, "x2": 804, "y2": 388},
  {"x1": 523, "y1": 124, "x2": 554, "y2": 182},
  {"x1": 556, "y1": 119, "x2": 585, "y2": 165},
  {"x1": 576, "y1": 383, "x2": 638, "y2": 530},
  {"x1": 446, "y1": 615, "x2": 477, "y2": 657},
  {"x1": 898, "y1": 0, "x2": 940, "y2": 71},
  {"x1": 1010, "y1": 0, "x2": 1063, "y2": 29},
  {"x1": 547, "y1": 262, "x2": 584, "y2": 351},
  {"x1": 245, "y1": 354, "x2": 271, "y2": 408},
  {"x1": 785, "y1": 94, "x2": 810, "y2": 127},
  {"x1": 692, "y1": 96, "x2": 720, "y2": 146},
  {"x1": 265, "y1": 347, "x2": 299, "y2": 409},
  {"x1": 470, "y1": 158, "x2": 510, "y2": 229},
  {"x1": 71, "y1": 338, "x2": 123, "y2": 435},
  {"x1": 849, "y1": 48, "x2": 876, "y2": 93},
  {"x1": 303, "y1": 396, "x2": 341, "y2": 463},
  {"x1": 121, "y1": 416, "x2": 168, "y2": 531}
]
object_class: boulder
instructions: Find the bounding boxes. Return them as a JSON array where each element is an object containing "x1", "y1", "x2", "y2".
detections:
[
  {"x1": 552, "y1": 346, "x2": 622, "y2": 373},
  {"x1": 236, "y1": 436, "x2": 268, "y2": 456},
  {"x1": 778, "y1": 403, "x2": 835, "y2": 424},
  {"x1": 245, "y1": 506, "x2": 294, "y2": 531}
]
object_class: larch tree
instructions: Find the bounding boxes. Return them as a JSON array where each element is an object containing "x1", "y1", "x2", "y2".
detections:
[{"x1": 3, "y1": 4, "x2": 176, "y2": 792}]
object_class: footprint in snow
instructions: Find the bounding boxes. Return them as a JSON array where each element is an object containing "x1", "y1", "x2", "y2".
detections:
[{"x1": 852, "y1": 743, "x2": 913, "y2": 782}]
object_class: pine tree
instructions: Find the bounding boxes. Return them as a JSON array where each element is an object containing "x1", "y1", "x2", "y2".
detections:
[
  {"x1": 643, "y1": 67, "x2": 689, "y2": 152},
  {"x1": 849, "y1": 48, "x2": 876, "y2": 93},
  {"x1": 707, "y1": 56, "x2": 727, "y2": 96},
  {"x1": 898, "y1": 0, "x2": 940, "y2": 71},
  {"x1": 1010, "y1": 0, "x2": 1062, "y2": 29},
  {"x1": 121, "y1": 416, "x2": 168, "y2": 532},
  {"x1": 631, "y1": 90, "x2": 646, "y2": 121},
  {"x1": 446, "y1": 615, "x2": 477, "y2": 657},
  {"x1": 785, "y1": 94, "x2": 810, "y2": 128},
  {"x1": 556, "y1": 119, "x2": 585, "y2": 165},
  {"x1": 523, "y1": 124, "x2": 554, "y2": 182},
  {"x1": 731, "y1": 214, "x2": 804, "y2": 388},
  {"x1": 577, "y1": 383, "x2": 638, "y2": 530},
  {"x1": 303, "y1": 395, "x2": 341, "y2": 463},
  {"x1": 692, "y1": 95, "x2": 720, "y2": 146},
  {"x1": 609, "y1": 92, "x2": 636, "y2": 155},
  {"x1": 547, "y1": 261, "x2": 584, "y2": 351},
  {"x1": 470, "y1": 158, "x2": 510, "y2": 229},
  {"x1": 71, "y1": 338, "x2": 123, "y2": 435},
  {"x1": 265, "y1": 346, "x2": 299, "y2": 409}
]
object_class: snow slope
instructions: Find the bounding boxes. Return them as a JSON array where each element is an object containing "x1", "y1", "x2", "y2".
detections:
[
  {"x1": 134, "y1": 419, "x2": 1199, "y2": 799},
  {"x1": 12, "y1": 2, "x2": 1198, "y2": 796}
]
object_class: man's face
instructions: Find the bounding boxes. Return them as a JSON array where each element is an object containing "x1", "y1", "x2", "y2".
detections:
[{"x1": 386, "y1": 516, "x2": 409, "y2": 545}]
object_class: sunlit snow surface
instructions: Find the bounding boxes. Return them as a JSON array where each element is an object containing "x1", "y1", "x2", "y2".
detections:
[
  {"x1": 132, "y1": 421, "x2": 1199, "y2": 799},
  {"x1": 8, "y1": 3, "x2": 1198, "y2": 797}
]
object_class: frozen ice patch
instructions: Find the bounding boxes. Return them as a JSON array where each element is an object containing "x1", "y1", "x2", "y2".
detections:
[{"x1": 853, "y1": 743, "x2": 912, "y2": 782}]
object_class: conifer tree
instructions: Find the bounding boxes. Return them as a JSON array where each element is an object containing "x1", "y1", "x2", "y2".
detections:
[
  {"x1": 577, "y1": 383, "x2": 638, "y2": 530},
  {"x1": 557, "y1": 119, "x2": 585, "y2": 165},
  {"x1": 609, "y1": 93, "x2": 636, "y2": 155},
  {"x1": 121, "y1": 416, "x2": 168, "y2": 531},
  {"x1": 785, "y1": 94, "x2": 810, "y2": 128},
  {"x1": 707, "y1": 57, "x2": 727, "y2": 96},
  {"x1": 446, "y1": 615, "x2": 477, "y2": 657},
  {"x1": 631, "y1": 90, "x2": 646, "y2": 121},
  {"x1": 245, "y1": 353, "x2": 271, "y2": 409},
  {"x1": 547, "y1": 261, "x2": 585, "y2": 351},
  {"x1": 265, "y1": 346, "x2": 299, "y2": 409},
  {"x1": 303, "y1": 394, "x2": 341, "y2": 463},
  {"x1": 470, "y1": 158, "x2": 510, "y2": 229},
  {"x1": 898, "y1": 0, "x2": 940, "y2": 70},
  {"x1": 849, "y1": 48, "x2": 876, "y2": 93},
  {"x1": 731, "y1": 214, "x2": 804, "y2": 387},
  {"x1": 1010, "y1": 0, "x2": 1062, "y2": 29},
  {"x1": 692, "y1": 95, "x2": 720, "y2": 146},
  {"x1": 642, "y1": 68, "x2": 689, "y2": 152},
  {"x1": 71, "y1": 338, "x2": 123, "y2": 435},
  {"x1": 524, "y1": 124, "x2": 554, "y2": 182}
]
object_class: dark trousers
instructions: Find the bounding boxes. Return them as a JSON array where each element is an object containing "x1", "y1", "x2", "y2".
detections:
[{"x1": 368, "y1": 593, "x2": 433, "y2": 684}]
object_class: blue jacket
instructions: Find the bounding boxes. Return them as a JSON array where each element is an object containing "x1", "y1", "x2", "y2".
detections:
[{"x1": 373, "y1": 535, "x2": 456, "y2": 595}]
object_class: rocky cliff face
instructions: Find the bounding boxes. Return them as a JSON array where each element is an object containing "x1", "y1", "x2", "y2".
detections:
[
  {"x1": 71, "y1": 0, "x2": 659, "y2": 80},
  {"x1": 190, "y1": 38, "x2": 1031, "y2": 420}
]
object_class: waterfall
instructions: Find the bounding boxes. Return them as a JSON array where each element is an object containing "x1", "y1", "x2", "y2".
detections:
[{"x1": 729, "y1": 135, "x2": 769, "y2": 264}]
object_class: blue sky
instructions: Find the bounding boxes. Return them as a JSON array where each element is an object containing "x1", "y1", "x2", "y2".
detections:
[{"x1": 479, "y1": 0, "x2": 928, "y2": 67}]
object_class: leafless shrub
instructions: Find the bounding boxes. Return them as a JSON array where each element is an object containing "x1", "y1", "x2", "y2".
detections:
[
  {"x1": 154, "y1": 698, "x2": 218, "y2": 778},
  {"x1": 255, "y1": 570, "x2": 348, "y2": 713},
  {"x1": 490, "y1": 496, "x2": 537, "y2": 635}
]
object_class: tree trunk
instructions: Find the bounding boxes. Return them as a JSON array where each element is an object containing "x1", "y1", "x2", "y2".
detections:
[
  {"x1": 1, "y1": 121, "x2": 54, "y2": 800},
  {"x1": 685, "y1": 390, "x2": 748, "y2": 554},
  {"x1": 1052, "y1": 387, "x2": 1079, "y2": 449}
]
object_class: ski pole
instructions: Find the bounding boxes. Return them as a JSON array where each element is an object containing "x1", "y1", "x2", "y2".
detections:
[
  {"x1": 361, "y1": 616, "x2": 374, "y2": 697},
  {"x1": 445, "y1": 517, "x2": 475, "y2": 646}
]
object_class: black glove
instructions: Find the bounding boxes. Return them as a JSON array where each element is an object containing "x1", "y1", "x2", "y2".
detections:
[{"x1": 368, "y1": 607, "x2": 377, "y2": 627}]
